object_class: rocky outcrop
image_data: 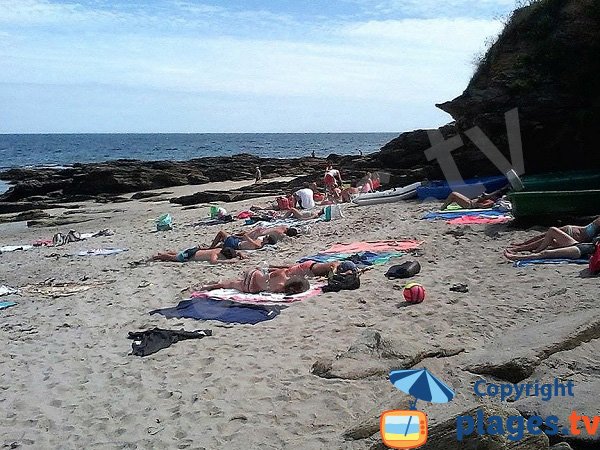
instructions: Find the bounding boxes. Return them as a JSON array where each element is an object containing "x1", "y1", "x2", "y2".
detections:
[
  {"x1": 438, "y1": 0, "x2": 600, "y2": 174},
  {"x1": 311, "y1": 329, "x2": 464, "y2": 380},
  {"x1": 379, "y1": 0, "x2": 600, "y2": 177},
  {"x1": 466, "y1": 310, "x2": 600, "y2": 383}
]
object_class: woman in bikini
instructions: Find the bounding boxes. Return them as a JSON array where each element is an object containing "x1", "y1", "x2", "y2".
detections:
[
  {"x1": 209, "y1": 230, "x2": 278, "y2": 250},
  {"x1": 200, "y1": 268, "x2": 310, "y2": 294},
  {"x1": 504, "y1": 240, "x2": 598, "y2": 262},
  {"x1": 508, "y1": 217, "x2": 600, "y2": 253}
]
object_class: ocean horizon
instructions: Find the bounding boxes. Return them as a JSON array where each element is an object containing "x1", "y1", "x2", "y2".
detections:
[{"x1": 0, "y1": 132, "x2": 398, "y2": 171}]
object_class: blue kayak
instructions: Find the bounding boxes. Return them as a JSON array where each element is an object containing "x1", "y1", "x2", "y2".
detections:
[{"x1": 416, "y1": 176, "x2": 508, "y2": 200}]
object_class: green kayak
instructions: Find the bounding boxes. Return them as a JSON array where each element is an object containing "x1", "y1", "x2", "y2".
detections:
[
  {"x1": 522, "y1": 170, "x2": 600, "y2": 191},
  {"x1": 508, "y1": 189, "x2": 600, "y2": 218}
]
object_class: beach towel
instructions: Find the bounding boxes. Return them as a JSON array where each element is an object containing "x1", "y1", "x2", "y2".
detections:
[
  {"x1": 0, "y1": 245, "x2": 34, "y2": 253},
  {"x1": 423, "y1": 210, "x2": 509, "y2": 221},
  {"x1": 190, "y1": 284, "x2": 323, "y2": 305},
  {"x1": 74, "y1": 248, "x2": 128, "y2": 256},
  {"x1": 150, "y1": 298, "x2": 284, "y2": 324},
  {"x1": 297, "y1": 251, "x2": 405, "y2": 267},
  {"x1": 0, "y1": 301, "x2": 16, "y2": 310},
  {"x1": 246, "y1": 218, "x2": 321, "y2": 228},
  {"x1": 0, "y1": 285, "x2": 18, "y2": 296},
  {"x1": 513, "y1": 259, "x2": 589, "y2": 268},
  {"x1": 323, "y1": 240, "x2": 422, "y2": 254},
  {"x1": 128, "y1": 328, "x2": 212, "y2": 357},
  {"x1": 447, "y1": 216, "x2": 513, "y2": 225},
  {"x1": 191, "y1": 217, "x2": 235, "y2": 227}
]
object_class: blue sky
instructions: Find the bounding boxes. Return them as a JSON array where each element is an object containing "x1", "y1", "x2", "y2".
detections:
[{"x1": 0, "y1": 0, "x2": 516, "y2": 133}]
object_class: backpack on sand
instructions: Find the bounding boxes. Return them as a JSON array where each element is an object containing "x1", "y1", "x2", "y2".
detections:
[{"x1": 322, "y1": 271, "x2": 360, "y2": 293}]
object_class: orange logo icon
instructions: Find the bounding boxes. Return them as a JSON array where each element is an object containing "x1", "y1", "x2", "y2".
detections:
[{"x1": 380, "y1": 410, "x2": 428, "y2": 449}]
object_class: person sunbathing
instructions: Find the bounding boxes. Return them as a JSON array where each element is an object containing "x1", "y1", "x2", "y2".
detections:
[
  {"x1": 270, "y1": 261, "x2": 341, "y2": 277},
  {"x1": 504, "y1": 241, "x2": 598, "y2": 262},
  {"x1": 209, "y1": 229, "x2": 278, "y2": 250},
  {"x1": 200, "y1": 269, "x2": 310, "y2": 294},
  {"x1": 271, "y1": 260, "x2": 359, "y2": 278},
  {"x1": 441, "y1": 185, "x2": 510, "y2": 210},
  {"x1": 508, "y1": 217, "x2": 600, "y2": 253},
  {"x1": 245, "y1": 225, "x2": 299, "y2": 240},
  {"x1": 153, "y1": 246, "x2": 244, "y2": 264}
]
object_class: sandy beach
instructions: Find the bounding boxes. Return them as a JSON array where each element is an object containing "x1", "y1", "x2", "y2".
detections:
[{"x1": 1, "y1": 178, "x2": 598, "y2": 449}]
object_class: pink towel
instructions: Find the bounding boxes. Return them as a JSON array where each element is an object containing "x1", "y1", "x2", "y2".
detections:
[
  {"x1": 323, "y1": 240, "x2": 422, "y2": 254},
  {"x1": 190, "y1": 284, "x2": 323, "y2": 305},
  {"x1": 447, "y1": 216, "x2": 512, "y2": 225}
]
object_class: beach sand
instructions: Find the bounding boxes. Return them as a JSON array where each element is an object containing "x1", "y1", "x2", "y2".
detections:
[{"x1": 1, "y1": 178, "x2": 598, "y2": 449}]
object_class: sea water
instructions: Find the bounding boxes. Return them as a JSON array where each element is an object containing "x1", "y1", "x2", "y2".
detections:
[{"x1": 0, "y1": 133, "x2": 397, "y2": 170}]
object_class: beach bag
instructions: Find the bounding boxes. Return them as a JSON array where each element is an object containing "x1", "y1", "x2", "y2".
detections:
[
  {"x1": 589, "y1": 244, "x2": 600, "y2": 274},
  {"x1": 385, "y1": 261, "x2": 421, "y2": 279},
  {"x1": 156, "y1": 214, "x2": 173, "y2": 231},
  {"x1": 324, "y1": 204, "x2": 343, "y2": 221},
  {"x1": 322, "y1": 271, "x2": 360, "y2": 293}
]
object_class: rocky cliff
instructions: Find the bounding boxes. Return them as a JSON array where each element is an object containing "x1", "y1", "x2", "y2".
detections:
[{"x1": 380, "y1": 0, "x2": 600, "y2": 176}]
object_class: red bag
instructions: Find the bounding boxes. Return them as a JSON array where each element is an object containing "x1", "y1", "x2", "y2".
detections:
[{"x1": 589, "y1": 244, "x2": 600, "y2": 274}]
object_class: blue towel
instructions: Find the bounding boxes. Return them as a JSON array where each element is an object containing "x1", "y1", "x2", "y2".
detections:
[
  {"x1": 150, "y1": 298, "x2": 284, "y2": 325},
  {"x1": 423, "y1": 210, "x2": 508, "y2": 220},
  {"x1": 0, "y1": 301, "x2": 16, "y2": 310},
  {"x1": 297, "y1": 251, "x2": 403, "y2": 266},
  {"x1": 513, "y1": 259, "x2": 589, "y2": 267}
]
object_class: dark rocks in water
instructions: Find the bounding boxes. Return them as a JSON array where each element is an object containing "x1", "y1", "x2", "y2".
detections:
[{"x1": 0, "y1": 154, "x2": 397, "y2": 208}]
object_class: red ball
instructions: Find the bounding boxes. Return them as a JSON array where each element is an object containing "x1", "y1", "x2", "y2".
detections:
[{"x1": 403, "y1": 283, "x2": 425, "y2": 303}]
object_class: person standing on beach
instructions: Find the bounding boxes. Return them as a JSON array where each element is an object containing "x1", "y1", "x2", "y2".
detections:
[
  {"x1": 255, "y1": 166, "x2": 262, "y2": 183},
  {"x1": 324, "y1": 164, "x2": 343, "y2": 201},
  {"x1": 311, "y1": 150, "x2": 316, "y2": 158}
]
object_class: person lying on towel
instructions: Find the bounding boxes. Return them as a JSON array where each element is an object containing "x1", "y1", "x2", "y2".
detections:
[
  {"x1": 270, "y1": 261, "x2": 340, "y2": 277},
  {"x1": 209, "y1": 229, "x2": 278, "y2": 250},
  {"x1": 200, "y1": 269, "x2": 310, "y2": 294},
  {"x1": 441, "y1": 184, "x2": 510, "y2": 210},
  {"x1": 153, "y1": 246, "x2": 245, "y2": 264},
  {"x1": 507, "y1": 217, "x2": 600, "y2": 253},
  {"x1": 504, "y1": 238, "x2": 599, "y2": 262},
  {"x1": 245, "y1": 225, "x2": 299, "y2": 239},
  {"x1": 270, "y1": 260, "x2": 358, "y2": 278}
]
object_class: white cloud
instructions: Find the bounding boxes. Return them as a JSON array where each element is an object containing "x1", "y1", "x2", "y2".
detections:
[
  {"x1": 348, "y1": 0, "x2": 516, "y2": 17},
  {"x1": 0, "y1": 0, "x2": 508, "y2": 132}
]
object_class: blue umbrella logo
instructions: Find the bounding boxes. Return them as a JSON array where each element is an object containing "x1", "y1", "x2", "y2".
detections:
[{"x1": 389, "y1": 368, "x2": 455, "y2": 410}]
